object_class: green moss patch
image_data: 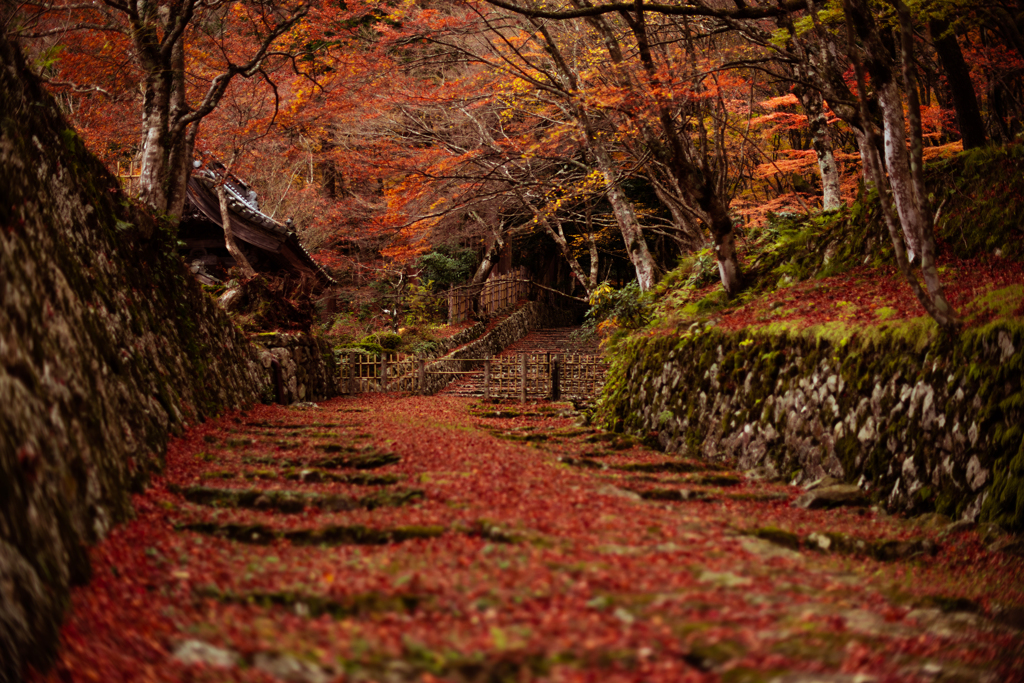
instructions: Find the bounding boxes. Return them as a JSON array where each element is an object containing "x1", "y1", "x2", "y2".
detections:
[
  {"x1": 243, "y1": 451, "x2": 401, "y2": 470},
  {"x1": 179, "y1": 522, "x2": 446, "y2": 546},
  {"x1": 170, "y1": 485, "x2": 423, "y2": 513},
  {"x1": 195, "y1": 585, "x2": 430, "y2": 618}
]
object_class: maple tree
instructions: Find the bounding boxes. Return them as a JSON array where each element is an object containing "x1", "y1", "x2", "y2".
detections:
[
  {"x1": 13, "y1": 0, "x2": 308, "y2": 228},
  {"x1": 9, "y1": 0, "x2": 1021, "y2": 325}
]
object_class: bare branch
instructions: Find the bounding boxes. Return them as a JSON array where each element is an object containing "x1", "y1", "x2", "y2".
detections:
[
  {"x1": 174, "y1": 4, "x2": 308, "y2": 131},
  {"x1": 480, "y1": 0, "x2": 807, "y2": 21},
  {"x1": 43, "y1": 78, "x2": 113, "y2": 96}
]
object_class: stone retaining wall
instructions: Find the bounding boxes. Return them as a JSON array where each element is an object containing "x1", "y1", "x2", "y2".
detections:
[
  {"x1": 600, "y1": 322, "x2": 1024, "y2": 529},
  {"x1": 439, "y1": 321, "x2": 487, "y2": 353},
  {"x1": 1, "y1": 37, "x2": 268, "y2": 680},
  {"x1": 422, "y1": 302, "x2": 577, "y2": 395},
  {"x1": 254, "y1": 333, "x2": 339, "y2": 403}
]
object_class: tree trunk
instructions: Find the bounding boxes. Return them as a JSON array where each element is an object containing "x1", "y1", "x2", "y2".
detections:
[
  {"x1": 624, "y1": 7, "x2": 741, "y2": 295},
  {"x1": 930, "y1": 18, "x2": 987, "y2": 149},
  {"x1": 706, "y1": 195, "x2": 743, "y2": 297},
  {"x1": 532, "y1": 19, "x2": 657, "y2": 292},
  {"x1": 137, "y1": 69, "x2": 173, "y2": 222},
  {"x1": 571, "y1": 103, "x2": 656, "y2": 291},
  {"x1": 795, "y1": 82, "x2": 843, "y2": 210},
  {"x1": 534, "y1": 212, "x2": 599, "y2": 297},
  {"x1": 217, "y1": 184, "x2": 256, "y2": 278},
  {"x1": 470, "y1": 214, "x2": 506, "y2": 285},
  {"x1": 593, "y1": 148, "x2": 656, "y2": 292},
  {"x1": 876, "y1": 78, "x2": 927, "y2": 263},
  {"x1": 844, "y1": 0, "x2": 958, "y2": 332}
]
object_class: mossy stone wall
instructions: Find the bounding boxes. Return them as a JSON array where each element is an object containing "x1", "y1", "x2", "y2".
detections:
[
  {"x1": 0, "y1": 35, "x2": 269, "y2": 680},
  {"x1": 255, "y1": 333, "x2": 339, "y2": 403},
  {"x1": 599, "y1": 323, "x2": 1024, "y2": 529}
]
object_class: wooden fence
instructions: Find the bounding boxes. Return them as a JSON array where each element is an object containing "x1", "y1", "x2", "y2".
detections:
[
  {"x1": 116, "y1": 160, "x2": 141, "y2": 197},
  {"x1": 339, "y1": 350, "x2": 606, "y2": 401},
  {"x1": 448, "y1": 267, "x2": 530, "y2": 323},
  {"x1": 480, "y1": 352, "x2": 606, "y2": 401},
  {"x1": 339, "y1": 352, "x2": 422, "y2": 393}
]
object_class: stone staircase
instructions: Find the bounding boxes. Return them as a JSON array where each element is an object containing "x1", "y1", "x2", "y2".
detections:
[{"x1": 440, "y1": 326, "x2": 602, "y2": 398}]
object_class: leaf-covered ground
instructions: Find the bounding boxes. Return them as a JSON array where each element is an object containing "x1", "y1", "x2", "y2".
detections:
[
  {"x1": 32, "y1": 395, "x2": 1024, "y2": 683},
  {"x1": 674, "y1": 253, "x2": 1024, "y2": 335}
]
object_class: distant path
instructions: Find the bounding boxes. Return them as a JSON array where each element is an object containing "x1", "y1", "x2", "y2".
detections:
[{"x1": 34, "y1": 395, "x2": 1024, "y2": 683}]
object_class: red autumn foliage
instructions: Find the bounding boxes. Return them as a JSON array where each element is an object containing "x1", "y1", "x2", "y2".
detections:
[{"x1": 31, "y1": 394, "x2": 1024, "y2": 682}]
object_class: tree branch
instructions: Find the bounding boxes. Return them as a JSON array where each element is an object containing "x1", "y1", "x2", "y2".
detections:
[{"x1": 481, "y1": 0, "x2": 807, "y2": 21}]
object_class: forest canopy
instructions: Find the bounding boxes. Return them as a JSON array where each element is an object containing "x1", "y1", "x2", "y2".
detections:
[{"x1": 8, "y1": 0, "x2": 1024, "y2": 330}]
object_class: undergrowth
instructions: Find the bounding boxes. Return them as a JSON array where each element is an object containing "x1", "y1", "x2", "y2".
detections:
[{"x1": 644, "y1": 143, "x2": 1023, "y2": 336}]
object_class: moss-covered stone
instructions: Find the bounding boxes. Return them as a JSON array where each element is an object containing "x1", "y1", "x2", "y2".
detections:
[
  {"x1": 181, "y1": 522, "x2": 447, "y2": 545},
  {"x1": 170, "y1": 484, "x2": 423, "y2": 513},
  {"x1": 0, "y1": 34, "x2": 270, "y2": 679},
  {"x1": 598, "y1": 318, "x2": 1024, "y2": 528}
]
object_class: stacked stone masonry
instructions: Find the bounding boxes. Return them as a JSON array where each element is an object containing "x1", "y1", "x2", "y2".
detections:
[
  {"x1": 255, "y1": 333, "x2": 338, "y2": 404},
  {"x1": 601, "y1": 323, "x2": 1024, "y2": 529},
  {"x1": 0, "y1": 36, "x2": 332, "y2": 681}
]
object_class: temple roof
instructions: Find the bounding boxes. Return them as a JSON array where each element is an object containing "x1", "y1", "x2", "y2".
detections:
[{"x1": 182, "y1": 165, "x2": 336, "y2": 287}]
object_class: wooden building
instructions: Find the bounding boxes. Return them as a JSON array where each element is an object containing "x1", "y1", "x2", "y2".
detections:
[{"x1": 178, "y1": 165, "x2": 335, "y2": 288}]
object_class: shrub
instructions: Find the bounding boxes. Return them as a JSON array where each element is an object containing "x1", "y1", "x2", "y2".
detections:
[
  {"x1": 374, "y1": 331, "x2": 403, "y2": 350},
  {"x1": 416, "y1": 246, "x2": 477, "y2": 287}
]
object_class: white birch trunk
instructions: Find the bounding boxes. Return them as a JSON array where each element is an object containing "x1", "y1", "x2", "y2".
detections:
[
  {"x1": 590, "y1": 139, "x2": 656, "y2": 292},
  {"x1": 877, "y1": 78, "x2": 927, "y2": 264}
]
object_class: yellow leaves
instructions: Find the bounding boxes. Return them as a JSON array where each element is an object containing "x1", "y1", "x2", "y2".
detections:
[{"x1": 589, "y1": 282, "x2": 614, "y2": 307}]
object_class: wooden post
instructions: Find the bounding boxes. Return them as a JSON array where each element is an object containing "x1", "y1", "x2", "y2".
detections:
[
  {"x1": 380, "y1": 353, "x2": 388, "y2": 392},
  {"x1": 551, "y1": 354, "x2": 561, "y2": 401},
  {"x1": 418, "y1": 358, "x2": 426, "y2": 395},
  {"x1": 519, "y1": 353, "x2": 527, "y2": 403},
  {"x1": 348, "y1": 352, "x2": 357, "y2": 394},
  {"x1": 483, "y1": 355, "x2": 491, "y2": 400},
  {"x1": 545, "y1": 352, "x2": 551, "y2": 394}
]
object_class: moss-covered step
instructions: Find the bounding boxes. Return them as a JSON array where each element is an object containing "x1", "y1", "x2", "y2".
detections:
[
  {"x1": 194, "y1": 585, "x2": 431, "y2": 618},
  {"x1": 179, "y1": 518, "x2": 530, "y2": 547},
  {"x1": 745, "y1": 526, "x2": 939, "y2": 561},
  {"x1": 169, "y1": 484, "x2": 423, "y2": 513},
  {"x1": 632, "y1": 487, "x2": 716, "y2": 502},
  {"x1": 486, "y1": 429, "x2": 555, "y2": 443},
  {"x1": 557, "y1": 456, "x2": 717, "y2": 474},
  {"x1": 616, "y1": 460, "x2": 713, "y2": 474},
  {"x1": 178, "y1": 522, "x2": 446, "y2": 545},
  {"x1": 242, "y1": 450, "x2": 401, "y2": 470},
  {"x1": 281, "y1": 468, "x2": 401, "y2": 486},
  {"x1": 242, "y1": 421, "x2": 353, "y2": 429}
]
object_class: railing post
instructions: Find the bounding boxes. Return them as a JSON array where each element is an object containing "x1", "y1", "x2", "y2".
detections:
[
  {"x1": 418, "y1": 358, "x2": 426, "y2": 395},
  {"x1": 380, "y1": 352, "x2": 388, "y2": 392},
  {"x1": 519, "y1": 353, "x2": 527, "y2": 403},
  {"x1": 483, "y1": 355, "x2": 491, "y2": 400},
  {"x1": 551, "y1": 354, "x2": 561, "y2": 401},
  {"x1": 545, "y1": 352, "x2": 550, "y2": 394},
  {"x1": 348, "y1": 352, "x2": 357, "y2": 394}
]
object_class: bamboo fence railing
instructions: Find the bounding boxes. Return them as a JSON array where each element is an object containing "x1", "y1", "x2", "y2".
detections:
[
  {"x1": 448, "y1": 267, "x2": 530, "y2": 323},
  {"x1": 338, "y1": 351, "x2": 606, "y2": 401}
]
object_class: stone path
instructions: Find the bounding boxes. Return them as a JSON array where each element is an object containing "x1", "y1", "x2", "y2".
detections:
[{"x1": 35, "y1": 395, "x2": 1024, "y2": 683}]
